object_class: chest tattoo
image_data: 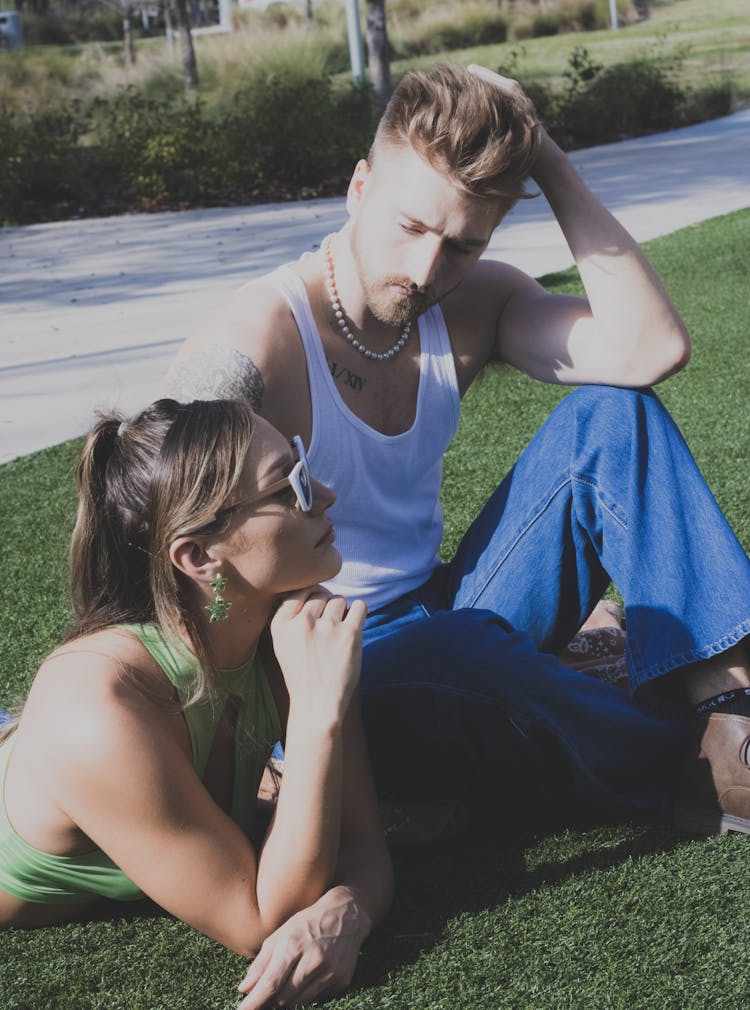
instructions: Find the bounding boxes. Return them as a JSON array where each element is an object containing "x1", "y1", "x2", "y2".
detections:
[{"x1": 328, "y1": 359, "x2": 367, "y2": 393}]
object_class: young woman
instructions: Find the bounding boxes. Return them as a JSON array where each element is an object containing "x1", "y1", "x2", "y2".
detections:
[{"x1": 0, "y1": 398, "x2": 392, "y2": 1009}]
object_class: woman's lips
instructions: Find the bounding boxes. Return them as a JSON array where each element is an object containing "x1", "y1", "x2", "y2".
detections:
[{"x1": 315, "y1": 523, "x2": 336, "y2": 547}]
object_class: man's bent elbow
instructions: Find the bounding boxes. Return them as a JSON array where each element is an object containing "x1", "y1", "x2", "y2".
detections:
[
  {"x1": 636, "y1": 321, "x2": 691, "y2": 386},
  {"x1": 657, "y1": 322, "x2": 692, "y2": 381}
]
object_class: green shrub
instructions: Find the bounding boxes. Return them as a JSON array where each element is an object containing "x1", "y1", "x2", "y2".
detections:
[
  {"x1": 223, "y1": 73, "x2": 375, "y2": 192},
  {"x1": 199, "y1": 23, "x2": 344, "y2": 99},
  {"x1": 562, "y1": 44, "x2": 605, "y2": 97},
  {"x1": 396, "y1": 10, "x2": 508, "y2": 57},
  {"x1": 680, "y1": 78, "x2": 735, "y2": 123},
  {"x1": 21, "y1": 11, "x2": 74, "y2": 46},
  {"x1": 0, "y1": 104, "x2": 85, "y2": 223},
  {"x1": 513, "y1": 0, "x2": 629, "y2": 39},
  {"x1": 0, "y1": 47, "x2": 79, "y2": 112},
  {"x1": 224, "y1": 74, "x2": 334, "y2": 189},
  {"x1": 86, "y1": 89, "x2": 233, "y2": 208},
  {"x1": 20, "y1": 67, "x2": 376, "y2": 218},
  {"x1": 327, "y1": 80, "x2": 379, "y2": 167},
  {"x1": 261, "y1": 1, "x2": 304, "y2": 30},
  {"x1": 233, "y1": 3, "x2": 304, "y2": 33},
  {"x1": 558, "y1": 56, "x2": 686, "y2": 144},
  {"x1": 386, "y1": 0, "x2": 428, "y2": 21},
  {"x1": 0, "y1": 63, "x2": 376, "y2": 223},
  {"x1": 531, "y1": 12, "x2": 563, "y2": 37},
  {"x1": 137, "y1": 107, "x2": 223, "y2": 205},
  {"x1": 23, "y1": 8, "x2": 132, "y2": 45},
  {"x1": 577, "y1": 1, "x2": 599, "y2": 30},
  {"x1": 513, "y1": 42, "x2": 731, "y2": 149}
]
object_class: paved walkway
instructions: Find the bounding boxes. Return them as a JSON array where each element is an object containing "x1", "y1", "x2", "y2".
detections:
[{"x1": 2, "y1": 109, "x2": 749, "y2": 464}]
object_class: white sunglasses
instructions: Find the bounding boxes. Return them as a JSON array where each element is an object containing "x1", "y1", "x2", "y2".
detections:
[{"x1": 239, "y1": 435, "x2": 313, "y2": 513}]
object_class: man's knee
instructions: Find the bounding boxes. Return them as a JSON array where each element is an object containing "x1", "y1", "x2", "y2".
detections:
[
  {"x1": 567, "y1": 383, "x2": 657, "y2": 418},
  {"x1": 559, "y1": 385, "x2": 679, "y2": 465}
]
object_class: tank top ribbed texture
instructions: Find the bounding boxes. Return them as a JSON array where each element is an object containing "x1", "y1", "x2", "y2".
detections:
[{"x1": 270, "y1": 264, "x2": 460, "y2": 610}]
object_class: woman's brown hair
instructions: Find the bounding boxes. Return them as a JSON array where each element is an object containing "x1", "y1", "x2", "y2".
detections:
[{"x1": 66, "y1": 398, "x2": 255, "y2": 703}]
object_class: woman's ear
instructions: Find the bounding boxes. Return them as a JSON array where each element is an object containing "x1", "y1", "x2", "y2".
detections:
[{"x1": 169, "y1": 537, "x2": 221, "y2": 583}]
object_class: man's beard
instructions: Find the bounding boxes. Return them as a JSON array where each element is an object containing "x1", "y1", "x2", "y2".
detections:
[
  {"x1": 361, "y1": 275, "x2": 435, "y2": 328},
  {"x1": 347, "y1": 227, "x2": 436, "y2": 328}
]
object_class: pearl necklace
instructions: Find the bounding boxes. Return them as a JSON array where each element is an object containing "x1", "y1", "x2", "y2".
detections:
[{"x1": 323, "y1": 234, "x2": 412, "y2": 361}]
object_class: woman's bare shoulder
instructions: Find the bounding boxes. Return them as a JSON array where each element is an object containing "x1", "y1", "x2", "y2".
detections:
[
  {"x1": 44, "y1": 626, "x2": 161, "y2": 674},
  {"x1": 27, "y1": 626, "x2": 175, "y2": 729},
  {"x1": 11, "y1": 628, "x2": 189, "y2": 810}
]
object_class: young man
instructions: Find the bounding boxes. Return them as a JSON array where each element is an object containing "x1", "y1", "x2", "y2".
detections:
[{"x1": 166, "y1": 63, "x2": 750, "y2": 1005}]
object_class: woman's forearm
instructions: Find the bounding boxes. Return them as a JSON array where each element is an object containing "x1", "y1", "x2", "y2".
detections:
[
  {"x1": 333, "y1": 834, "x2": 394, "y2": 930},
  {"x1": 253, "y1": 704, "x2": 345, "y2": 931}
]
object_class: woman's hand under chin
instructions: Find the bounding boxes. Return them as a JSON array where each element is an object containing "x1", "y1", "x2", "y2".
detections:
[{"x1": 269, "y1": 587, "x2": 367, "y2": 729}]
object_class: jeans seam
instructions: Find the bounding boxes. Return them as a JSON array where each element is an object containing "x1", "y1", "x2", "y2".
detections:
[
  {"x1": 570, "y1": 474, "x2": 629, "y2": 531},
  {"x1": 463, "y1": 472, "x2": 630, "y2": 610},
  {"x1": 462, "y1": 475, "x2": 572, "y2": 608}
]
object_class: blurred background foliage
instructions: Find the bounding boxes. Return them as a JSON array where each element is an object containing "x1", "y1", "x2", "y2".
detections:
[{"x1": 0, "y1": 0, "x2": 746, "y2": 223}]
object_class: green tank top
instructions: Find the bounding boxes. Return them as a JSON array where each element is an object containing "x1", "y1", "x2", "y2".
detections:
[{"x1": 0, "y1": 624, "x2": 281, "y2": 905}]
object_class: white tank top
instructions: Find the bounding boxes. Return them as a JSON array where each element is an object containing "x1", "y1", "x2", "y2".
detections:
[{"x1": 269, "y1": 264, "x2": 461, "y2": 611}]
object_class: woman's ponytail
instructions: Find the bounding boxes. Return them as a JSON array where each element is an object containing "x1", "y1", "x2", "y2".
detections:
[
  {"x1": 63, "y1": 398, "x2": 255, "y2": 701},
  {"x1": 66, "y1": 409, "x2": 165, "y2": 638}
]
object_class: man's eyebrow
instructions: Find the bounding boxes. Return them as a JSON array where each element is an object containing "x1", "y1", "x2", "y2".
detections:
[{"x1": 399, "y1": 213, "x2": 486, "y2": 248}]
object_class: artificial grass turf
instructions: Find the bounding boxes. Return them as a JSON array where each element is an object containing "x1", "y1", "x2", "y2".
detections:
[{"x1": 1, "y1": 208, "x2": 749, "y2": 1008}]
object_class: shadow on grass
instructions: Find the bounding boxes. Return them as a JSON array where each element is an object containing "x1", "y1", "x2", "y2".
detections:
[{"x1": 350, "y1": 804, "x2": 687, "y2": 995}]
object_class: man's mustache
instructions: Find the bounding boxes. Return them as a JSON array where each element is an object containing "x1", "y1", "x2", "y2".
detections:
[{"x1": 384, "y1": 277, "x2": 434, "y2": 300}]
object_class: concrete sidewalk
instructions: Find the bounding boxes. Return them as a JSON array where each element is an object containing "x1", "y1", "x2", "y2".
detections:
[{"x1": 2, "y1": 108, "x2": 749, "y2": 465}]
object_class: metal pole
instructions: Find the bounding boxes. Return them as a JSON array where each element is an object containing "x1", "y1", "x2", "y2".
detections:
[
  {"x1": 344, "y1": 0, "x2": 365, "y2": 83},
  {"x1": 609, "y1": 0, "x2": 618, "y2": 29},
  {"x1": 218, "y1": 0, "x2": 233, "y2": 30}
]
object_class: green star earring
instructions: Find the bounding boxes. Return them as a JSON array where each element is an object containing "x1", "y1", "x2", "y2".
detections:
[{"x1": 205, "y1": 573, "x2": 232, "y2": 623}]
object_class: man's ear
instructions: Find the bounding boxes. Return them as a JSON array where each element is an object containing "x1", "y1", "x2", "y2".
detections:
[
  {"x1": 346, "y1": 159, "x2": 371, "y2": 215},
  {"x1": 169, "y1": 537, "x2": 221, "y2": 583}
]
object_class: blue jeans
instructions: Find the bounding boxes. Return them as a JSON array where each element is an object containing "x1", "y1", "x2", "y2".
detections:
[{"x1": 360, "y1": 387, "x2": 750, "y2": 815}]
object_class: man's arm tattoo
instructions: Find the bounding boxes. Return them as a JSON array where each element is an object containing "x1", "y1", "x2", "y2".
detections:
[{"x1": 164, "y1": 345, "x2": 265, "y2": 409}]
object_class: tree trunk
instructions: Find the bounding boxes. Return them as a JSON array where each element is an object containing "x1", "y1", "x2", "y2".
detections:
[
  {"x1": 365, "y1": 0, "x2": 391, "y2": 107},
  {"x1": 168, "y1": 0, "x2": 199, "y2": 92},
  {"x1": 164, "y1": 0, "x2": 176, "y2": 55},
  {"x1": 305, "y1": 0, "x2": 313, "y2": 22},
  {"x1": 122, "y1": 13, "x2": 136, "y2": 67}
]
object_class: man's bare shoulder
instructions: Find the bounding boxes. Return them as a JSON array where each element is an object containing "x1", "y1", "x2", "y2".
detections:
[{"x1": 163, "y1": 277, "x2": 300, "y2": 406}]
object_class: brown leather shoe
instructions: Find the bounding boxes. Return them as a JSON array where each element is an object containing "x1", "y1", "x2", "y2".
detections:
[{"x1": 675, "y1": 712, "x2": 750, "y2": 835}]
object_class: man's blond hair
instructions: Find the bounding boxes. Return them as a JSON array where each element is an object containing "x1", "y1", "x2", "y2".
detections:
[{"x1": 370, "y1": 64, "x2": 540, "y2": 202}]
